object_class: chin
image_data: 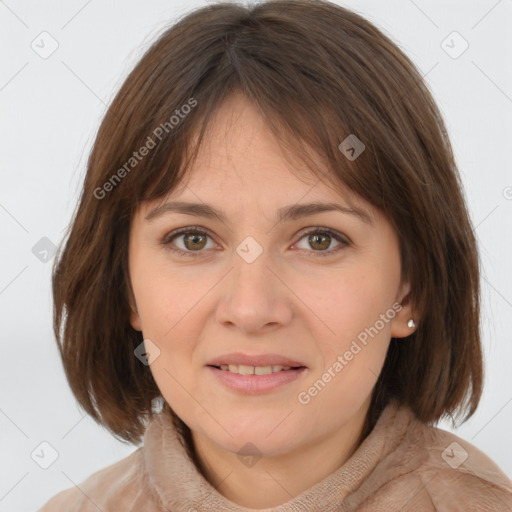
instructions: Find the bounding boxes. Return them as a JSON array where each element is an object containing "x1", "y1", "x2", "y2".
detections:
[
  {"x1": 219, "y1": 420, "x2": 302, "y2": 456},
  {"x1": 221, "y1": 433, "x2": 298, "y2": 459}
]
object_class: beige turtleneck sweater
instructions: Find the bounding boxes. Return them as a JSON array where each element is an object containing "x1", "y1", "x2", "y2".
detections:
[{"x1": 37, "y1": 401, "x2": 512, "y2": 511}]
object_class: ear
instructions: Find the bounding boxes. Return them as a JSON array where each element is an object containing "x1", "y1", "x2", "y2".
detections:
[
  {"x1": 126, "y1": 281, "x2": 142, "y2": 332},
  {"x1": 390, "y1": 281, "x2": 418, "y2": 339},
  {"x1": 130, "y1": 308, "x2": 142, "y2": 332}
]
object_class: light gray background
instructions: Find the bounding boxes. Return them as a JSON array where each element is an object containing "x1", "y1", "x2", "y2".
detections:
[{"x1": 1, "y1": 0, "x2": 511, "y2": 510}]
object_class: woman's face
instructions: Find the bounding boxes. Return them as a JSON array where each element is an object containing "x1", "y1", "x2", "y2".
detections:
[{"x1": 128, "y1": 93, "x2": 414, "y2": 458}]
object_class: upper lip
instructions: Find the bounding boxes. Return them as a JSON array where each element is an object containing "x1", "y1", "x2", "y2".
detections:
[{"x1": 206, "y1": 352, "x2": 307, "y2": 368}]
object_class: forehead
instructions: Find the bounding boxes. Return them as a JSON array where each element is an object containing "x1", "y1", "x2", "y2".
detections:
[
  {"x1": 136, "y1": 93, "x2": 379, "y2": 228},
  {"x1": 184, "y1": 95, "x2": 319, "y2": 188},
  {"x1": 166, "y1": 94, "x2": 364, "y2": 205}
]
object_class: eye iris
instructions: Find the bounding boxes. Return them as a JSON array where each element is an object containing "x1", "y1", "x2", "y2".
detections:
[
  {"x1": 177, "y1": 231, "x2": 337, "y2": 252},
  {"x1": 184, "y1": 233, "x2": 207, "y2": 250},
  {"x1": 309, "y1": 233, "x2": 330, "y2": 250}
]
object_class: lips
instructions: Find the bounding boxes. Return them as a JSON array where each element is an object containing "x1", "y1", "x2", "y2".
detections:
[
  {"x1": 206, "y1": 352, "x2": 307, "y2": 369},
  {"x1": 207, "y1": 364, "x2": 308, "y2": 394}
]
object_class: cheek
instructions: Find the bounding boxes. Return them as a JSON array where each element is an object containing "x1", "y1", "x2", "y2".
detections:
[
  {"x1": 301, "y1": 265, "x2": 395, "y2": 338},
  {"x1": 131, "y1": 261, "x2": 208, "y2": 375},
  {"x1": 132, "y1": 259, "x2": 197, "y2": 336},
  {"x1": 298, "y1": 266, "x2": 396, "y2": 392}
]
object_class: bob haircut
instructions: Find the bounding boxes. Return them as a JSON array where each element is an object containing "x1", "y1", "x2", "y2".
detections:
[{"x1": 52, "y1": 0, "x2": 483, "y2": 446}]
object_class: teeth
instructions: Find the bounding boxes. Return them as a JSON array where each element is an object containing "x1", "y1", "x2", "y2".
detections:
[
  {"x1": 219, "y1": 364, "x2": 293, "y2": 374},
  {"x1": 237, "y1": 364, "x2": 254, "y2": 375},
  {"x1": 255, "y1": 366, "x2": 272, "y2": 375}
]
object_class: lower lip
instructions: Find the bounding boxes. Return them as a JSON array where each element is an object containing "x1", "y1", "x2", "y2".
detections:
[{"x1": 206, "y1": 366, "x2": 307, "y2": 394}]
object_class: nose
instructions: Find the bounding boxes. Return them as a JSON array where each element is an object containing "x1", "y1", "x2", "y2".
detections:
[{"x1": 214, "y1": 248, "x2": 294, "y2": 336}]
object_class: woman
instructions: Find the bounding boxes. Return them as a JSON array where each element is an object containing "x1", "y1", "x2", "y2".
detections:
[{"x1": 39, "y1": 0, "x2": 512, "y2": 510}]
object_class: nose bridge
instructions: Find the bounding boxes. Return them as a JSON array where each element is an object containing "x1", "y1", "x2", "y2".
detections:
[
  {"x1": 215, "y1": 236, "x2": 293, "y2": 333},
  {"x1": 230, "y1": 238, "x2": 276, "y2": 310}
]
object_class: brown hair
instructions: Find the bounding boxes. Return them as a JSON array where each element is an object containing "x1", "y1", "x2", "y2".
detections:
[{"x1": 52, "y1": 0, "x2": 483, "y2": 447}]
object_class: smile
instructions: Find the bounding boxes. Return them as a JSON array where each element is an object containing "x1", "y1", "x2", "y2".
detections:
[
  {"x1": 207, "y1": 365, "x2": 307, "y2": 394},
  {"x1": 216, "y1": 364, "x2": 297, "y2": 375}
]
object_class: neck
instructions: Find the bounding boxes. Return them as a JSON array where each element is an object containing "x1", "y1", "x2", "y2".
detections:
[{"x1": 189, "y1": 398, "x2": 371, "y2": 509}]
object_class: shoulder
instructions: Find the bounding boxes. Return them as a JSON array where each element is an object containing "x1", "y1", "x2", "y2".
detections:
[
  {"x1": 36, "y1": 447, "x2": 155, "y2": 512},
  {"x1": 420, "y1": 425, "x2": 512, "y2": 510},
  {"x1": 376, "y1": 408, "x2": 512, "y2": 511}
]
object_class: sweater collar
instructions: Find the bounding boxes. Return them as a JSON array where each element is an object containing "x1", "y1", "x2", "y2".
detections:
[{"x1": 143, "y1": 400, "x2": 412, "y2": 511}]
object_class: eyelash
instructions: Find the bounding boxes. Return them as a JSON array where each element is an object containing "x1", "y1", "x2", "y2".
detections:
[{"x1": 161, "y1": 226, "x2": 350, "y2": 258}]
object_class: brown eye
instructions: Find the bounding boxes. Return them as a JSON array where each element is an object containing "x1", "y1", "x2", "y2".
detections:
[
  {"x1": 163, "y1": 228, "x2": 215, "y2": 256},
  {"x1": 294, "y1": 228, "x2": 349, "y2": 256},
  {"x1": 162, "y1": 226, "x2": 349, "y2": 258},
  {"x1": 182, "y1": 232, "x2": 208, "y2": 250},
  {"x1": 308, "y1": 232, "x2": 331, "y2": 251}
]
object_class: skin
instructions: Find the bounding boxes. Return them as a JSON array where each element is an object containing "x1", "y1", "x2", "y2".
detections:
[{"x1": 128, "y1": 93, "x2": 416, "y2": 508}]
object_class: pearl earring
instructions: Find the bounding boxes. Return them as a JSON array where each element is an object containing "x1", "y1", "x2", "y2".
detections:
[
  {"x1": 151, "y1": 396, "x2": 165, "y2": 414},
  {"x1": 407, "y1": 319, "x2": 415, "y2": 329}
]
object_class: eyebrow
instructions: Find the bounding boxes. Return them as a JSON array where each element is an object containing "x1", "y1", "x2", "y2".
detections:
[{"x1": 145, "y1": 200, "x2": 373, "y2": 225}]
